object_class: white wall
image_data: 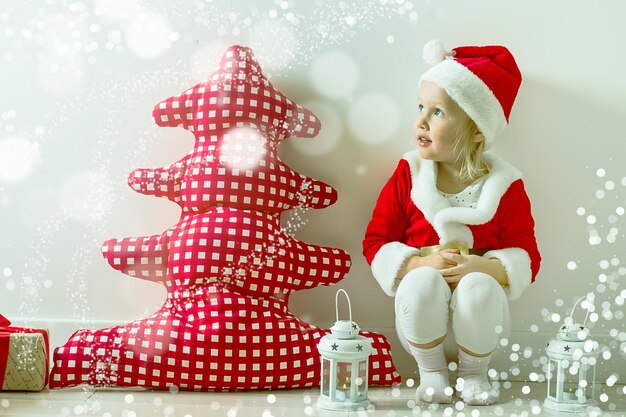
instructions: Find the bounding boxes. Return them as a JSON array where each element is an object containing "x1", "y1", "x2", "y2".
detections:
[{"x1": 1, "y1": 1, "x2": 624, "y2": 385}]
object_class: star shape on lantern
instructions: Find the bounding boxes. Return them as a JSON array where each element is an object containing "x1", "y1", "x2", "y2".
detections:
[
  {"x1": 331, "y1": 343, "x2": 339, "y2": 351},
  {"x1": 356, "y1": 344, "x2": 363, "y2": 352},
  {"x1": 546, "y1": 342, "x2": 550, "y2": 347},
  {"x1": 352, "y1": 323, "x2": 358, "y2": 330},
  {"x1": 579, "y1": 325, "x2": 585, "y2": 330},
  {"x1": 564, "y1": 345, "x2": 571, "y2": 352},
  {"x1": 561, "y1": 325, "x2": 567, "y2": 331}
]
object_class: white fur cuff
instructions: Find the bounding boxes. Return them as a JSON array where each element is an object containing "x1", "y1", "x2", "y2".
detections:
[
  {"x1": 484, "y1": 248, "x2": 532, "y2": 300},
  {"x1": 371, "y1": 242, "x2": 420, "y2": 297}
]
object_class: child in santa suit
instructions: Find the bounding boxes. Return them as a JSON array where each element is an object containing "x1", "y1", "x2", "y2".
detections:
[{"x1": 362, "y1": 40, "x2": 541, "y2": 405}]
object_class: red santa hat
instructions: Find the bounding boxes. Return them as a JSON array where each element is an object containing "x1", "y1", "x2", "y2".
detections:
[{"x1": 419, "y1": 39, "x2": 522, "y2": 149}]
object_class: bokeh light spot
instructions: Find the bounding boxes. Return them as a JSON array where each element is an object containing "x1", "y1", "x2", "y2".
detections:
[
  {"x1": 126, "y1": 12, "x2": 174, "y2": 58},
  {"x1": 311, "y1": 50, "x2": 359, "y2": 99},
  {"x1": 0, "y1": 137, "x2": 40, "y2": 184},
  {"x1": 349, "y1": 93, "x2": 399, "y2": 144}
]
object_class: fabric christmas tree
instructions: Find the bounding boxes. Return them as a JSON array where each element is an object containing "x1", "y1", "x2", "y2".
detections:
[{"x1": 49, "y1": 45, "x2": 400, "y2": 390}]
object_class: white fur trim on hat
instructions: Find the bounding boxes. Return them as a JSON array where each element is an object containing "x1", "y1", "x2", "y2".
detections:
[
  {"x1": 483, "y1": 248, "x2": 532, "y2": 300},
  {"x1": 371, "y1": 241, "x2": 420, "y2": 297},
  {"x1": 419, "y1": 59, "x2": 507, "y2": 149}
]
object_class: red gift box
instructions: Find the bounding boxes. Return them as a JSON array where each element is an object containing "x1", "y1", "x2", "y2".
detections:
[{"x1": 0, "y1": 313, "x2": 50, "y2": 391}]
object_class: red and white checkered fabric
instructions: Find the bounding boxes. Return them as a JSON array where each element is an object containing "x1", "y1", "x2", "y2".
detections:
[
  {"x1": 129, "y1": 45, "x2": 333, "y2": 215},
  {"x1": 49, "y1": 45, "x2": 401, "y2": 390}
]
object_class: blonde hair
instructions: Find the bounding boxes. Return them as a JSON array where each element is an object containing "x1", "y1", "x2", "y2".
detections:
[{"x1": 453, "y1": 117, "x2": 490, "y2": 184}]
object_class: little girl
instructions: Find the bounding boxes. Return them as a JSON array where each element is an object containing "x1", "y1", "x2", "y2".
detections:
[{"x1": 362, "y1": 40, "x2": 541, "y2": 405}]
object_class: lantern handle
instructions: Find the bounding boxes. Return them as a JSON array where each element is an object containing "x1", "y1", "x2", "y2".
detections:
[
  {"x1": 568, "y1": 295, "x2": 591, "y2": 327},
  {"x1": 335, "y1": 289, "x2": 354, "y2": 335}
]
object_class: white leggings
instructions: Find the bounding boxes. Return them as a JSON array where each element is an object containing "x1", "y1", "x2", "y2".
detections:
[{"x1": 395, "y1": 267, "x2": 510, "y2": 356}]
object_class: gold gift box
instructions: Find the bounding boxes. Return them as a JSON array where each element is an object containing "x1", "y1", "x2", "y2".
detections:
[
  {"x1": 419, "y1": 242, "x2": 469, "y2": 257},
  {"x1": 1, "y1": 330, "x2": 49, "y2": 391}
]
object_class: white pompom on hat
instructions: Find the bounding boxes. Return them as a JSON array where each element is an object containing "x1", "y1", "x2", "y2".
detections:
[
  {"x1": 422, "y1": 39, "x2": 452, "y2": 66},
  {"x1": 419, "y1": 39, "x2": 522, "y2": 148}
]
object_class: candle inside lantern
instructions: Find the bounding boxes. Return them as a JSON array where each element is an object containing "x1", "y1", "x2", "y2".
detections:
[
  {"x1": 334, "y1": 379, "x2": 349, "y2": 401},
  {"x1": 564, "y1": 392, "x2": 577, "y2": 401}
]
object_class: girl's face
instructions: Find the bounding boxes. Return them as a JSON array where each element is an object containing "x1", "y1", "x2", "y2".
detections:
[{"x1": 413, "y1": 81, "x2": 477, "y2": 167}]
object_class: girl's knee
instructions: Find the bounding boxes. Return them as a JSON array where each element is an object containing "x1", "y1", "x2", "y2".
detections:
[
  {"x1": 457, "y1": 272, "x2": 501, "y2": 291},
  {"x1": 398, "y1": 266, "x2": 447, "y2": 294},
  {"x1": 395, "y1": 268, "x2": 450, "y2": 347},
  {"x1": 455, "y1": 272, "x2": 505, "y2": 306},
  {"x1": 395, "y1": 267, "x2": 449, "y2": 310}
]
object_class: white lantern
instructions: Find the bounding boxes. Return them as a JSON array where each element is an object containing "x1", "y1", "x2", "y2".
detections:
[
  {"x1": 317, "y1": 289, "x2": 373, "y2": 411},
  {"x1": 544, "y1": 296, "x2": 599, "y2": 413}
]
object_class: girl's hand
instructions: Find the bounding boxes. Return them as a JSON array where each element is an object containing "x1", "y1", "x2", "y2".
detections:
[
  {"x1": 438, "y1": 253, "x2": 508, "y2": 287},
  {"x1": 420, "y1": 249, "x2": 460, "y2": 270},
  {"x1": 400, "y1": 249, "x2": 459, "y2": 278}
]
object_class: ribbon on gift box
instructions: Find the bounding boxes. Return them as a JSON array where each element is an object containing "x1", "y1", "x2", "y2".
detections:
[{"x1": 0, "y1": 313, "x2": 50, "y2": 390}]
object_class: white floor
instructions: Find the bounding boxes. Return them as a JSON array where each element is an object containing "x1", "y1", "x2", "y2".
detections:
[{"x1": 0, "y1": 382, "x2": 624, "y2": 417}]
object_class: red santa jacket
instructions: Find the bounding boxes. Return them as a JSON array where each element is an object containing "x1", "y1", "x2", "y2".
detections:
[{"x1": 363, "y1": 150, "x2": 541, "y2": 300}]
